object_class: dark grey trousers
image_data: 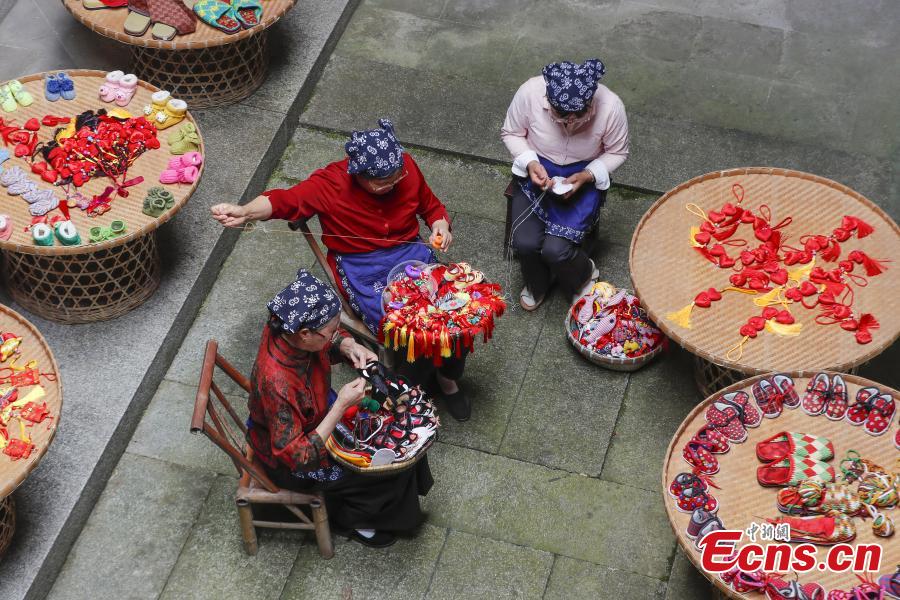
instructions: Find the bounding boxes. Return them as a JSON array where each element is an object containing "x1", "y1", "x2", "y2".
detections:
[{"x1": 510, "y1": 187, "x2": 593, "y2": 297}]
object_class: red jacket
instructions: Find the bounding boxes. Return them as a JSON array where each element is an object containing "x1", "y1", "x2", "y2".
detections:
[
  {"x1": 248, "y1": 324, "x2": 350, "y2": 473},
  {"x1": 263, "y1": 154, "x2": 450, "y2": 254}
]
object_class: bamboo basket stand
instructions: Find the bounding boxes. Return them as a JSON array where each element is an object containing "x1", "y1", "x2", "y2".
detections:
[
  {"x1": 0, "y1": 70, "x2": 204, "y2": 323},
  {"x1": 61, "y1": 0, "x2": 297, "y2": 108},
  {"x1": 663, "y1": 371, "x2": 900, "y2": 598},
  {"x1": 630, "y1": 168, "x2": 900, "y2": 396},
  {"x1": 0, "y1": 306, "x2": 63, "y2": 561}
]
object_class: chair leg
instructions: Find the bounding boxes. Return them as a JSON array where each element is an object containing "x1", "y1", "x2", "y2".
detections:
[
  {"x1": 310, "y1": 500, "x2": 334, "y2": 559},
  {"x1": 237, "y1": 502, "x2": 259, "y2": 556}
]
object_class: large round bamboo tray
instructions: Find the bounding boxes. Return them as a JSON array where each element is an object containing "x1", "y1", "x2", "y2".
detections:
[
  {"x1": 0, "y1": 306, "x2": 63, "y2": 559},
  {"x1": 663, "y1": 371, "x2": 899, "y2": 598},
  {"x1": 0, "y1": 70, "x2": 204, "y2": 322},
  {"x1": 61, "y1": 0, "x2": 298, "y2": 108},
  {"x1": 630, "y1": 168, "x2": 900, "y2": 394}
]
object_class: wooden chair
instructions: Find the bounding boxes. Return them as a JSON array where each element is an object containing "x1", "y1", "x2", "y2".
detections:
[
  {"x1": 191, "y1": 339, "x2": 334, "y2": 558},
  {"x1": 288, "y1": 218, "x2": 394, "y2": 367},
  {"x1": 502, "y1": 179, "x2": 603, "y2": 258}
]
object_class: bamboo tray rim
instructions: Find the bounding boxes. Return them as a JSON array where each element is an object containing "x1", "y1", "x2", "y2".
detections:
[
  {"x1": 628, "y1": 167, "x2": 900, "y2": 375},
  {"x1": 0, "y1": 69, "x2": 204, "y2": 256},
  {"x1": 661, "y1": 370, "x2": 900, "y2": 600},
  {"x1": 61, "y1": 0, "x2": 297, "y2": 50},
  {"x1": 0, "y1": 305, "x2": 63, "y2": 499}
]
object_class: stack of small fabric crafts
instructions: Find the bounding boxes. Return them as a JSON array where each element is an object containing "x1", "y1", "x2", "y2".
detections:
[
  {"x1": 570, "y1": 281, "x2": 663, "y2": 359},
  {"x1": 379, "y1": 261, "x2": 506, "y2": 364}
]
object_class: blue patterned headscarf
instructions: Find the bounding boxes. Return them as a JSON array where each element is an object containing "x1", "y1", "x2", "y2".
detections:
[
  {"x1": 345, "y1": 118, "x2": 405, "y2": 178},
  {"x1": 267, "y1": 269, "x2": 342, "y2": 333},
  {"x1": 542, "y1": 59, "x2": 606, "y2": 112}
]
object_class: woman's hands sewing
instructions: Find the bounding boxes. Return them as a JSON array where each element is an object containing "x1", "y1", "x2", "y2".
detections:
[
  {"x1": 340, "y1": 337, "x2": 378, "y2": 368},
  {"x1": 430, "y1": 219, "x2": 452, "y2": 251},
  {"x1": 527, "y1": 160, "x2": 550, "y2": 191},
  {"x1": 335, "y1": 378, "x2": 367, "y2": 411},
  {"x1": 559, "y1": 170, "x2": 594, "y2": 200}
]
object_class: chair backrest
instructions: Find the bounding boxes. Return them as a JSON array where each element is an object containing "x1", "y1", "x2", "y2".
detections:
[
  {"x1": 287, "y1": 218, "x2": 378, "y2": 344},
  {"x1": 191, "y1": 339, "x2": 279, "y2": 493}
]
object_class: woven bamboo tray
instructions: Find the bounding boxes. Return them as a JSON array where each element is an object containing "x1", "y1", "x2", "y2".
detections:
[
  {"x1": 326, "y1": 434, "x2": 435, "y2": 476},
  {"x1": 630, "y1": 168, "x2": 900, "y2": 376},
  {"x1": 563, "y1": 300, "x2": 663, "y2": 372},
  {"x1": 61, "y1": 0, "x2": 297, "y2": 50},
  {"x1": 0, "y1": 305, "x2": 63, "y2": 500},
  {"x1": 663, "y1": 371, "x2": 900, "y2": 598},
  {"x1": 0, "y1": 70, "x2": 204, "y2": 255}
]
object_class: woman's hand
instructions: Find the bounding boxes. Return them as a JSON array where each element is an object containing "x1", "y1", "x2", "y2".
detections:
[
  {"x1": 335, "y1": 378, "x2": 366, "y2": 411},
  {"x1": 340, "y1": 338, "x2": 377, "y2": 368},
  {"x1": 527, "y1": 160, "x2": 550, "y2": 191},
  {"x1": 210, "y1": 203, "x2": 249, "y2": 228},
  {"x1": 430, "y1": 219, "x2": 453, "y2": 251},
  {"x1": 561, "y1": 170, "x2": 594, "y2": 200}
]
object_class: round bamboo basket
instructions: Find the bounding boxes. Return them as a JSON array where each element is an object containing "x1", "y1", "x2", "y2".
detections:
[
  {"x1": 0, "y1": 496, "x2": 14, "y2": 560},
  {"x1": 61, "y1": 0, "x2": 297, "y2": 108},
  {"x1": 326, "y1": 434, "x2": 435, "y2": 476},
  {"x1": 630, "y1": 168, "x2": 900, "y2": 393},
  {"x1": 0, "y1": 70, "x2": 204, "y2": 322},
  {"x1": 0, "y1": 306, "x2": 63, "y2": 559},
  {"x1": 662, "y1": 371, "x2": 900, "y2": 598},
  {"x1": 563, "y1": 293, "x2": 663, "y2": 372}
]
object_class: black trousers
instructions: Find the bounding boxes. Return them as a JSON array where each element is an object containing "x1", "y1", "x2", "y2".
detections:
[
  {"x1": 510, "y1": 186, "x2": 599, "y2": 297},
  {"x1": 266, "y1": 455, "x2": 434, "y2": 533}
]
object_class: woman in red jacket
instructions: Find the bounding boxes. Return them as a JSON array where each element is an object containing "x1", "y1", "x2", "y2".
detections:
[{"x1": 211, "y1": 119, "x2": 471, "y2": 421}]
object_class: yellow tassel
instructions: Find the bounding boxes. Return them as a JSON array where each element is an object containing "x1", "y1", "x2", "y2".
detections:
[
  {"x1": 667, "y1": 303, "x2": 695, "y2": 329},
  {"x1": 722, "y1": 286, "x2": 758, "y2": 296},
  {"x1": 765, "y1": 320, "x2": 802, "y2": 337},
  {"x1": 441, "y1": 330, "x2": 452, "y2": 358},
  {"x1": 400, "y1": 326, "x2": 407, "y2": 347},
  {"x1": 19, "y1": 420, "x2": 29, "y2": 444},
  {"x1": 393, "y1": 329, "x2": 400, "y2": 351},
  {"x1": 406, "y1": 332, "x2": 416, "y2": 363},
  {"x1": 753, "y1": 287, "x2": 784, "y2": 307},
  {"x1": 689, "y1": 226, "x2": 702, "y2": 247},
  {"x1": 788, "y1": 259, "x2": 815, "y2": 283}
]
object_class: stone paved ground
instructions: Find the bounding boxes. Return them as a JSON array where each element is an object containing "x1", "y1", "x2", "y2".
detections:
[{"x1": 45, "y1": 1, "x2": 898, "y2": 599}]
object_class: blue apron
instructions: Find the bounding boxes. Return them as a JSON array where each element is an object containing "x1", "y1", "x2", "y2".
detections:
[
  {"x1": 516, "y1": 157, "x2": 604, "y2": 243},
  {"x1": 334, "y1": 241, "x2": 437, "y2": 334}
]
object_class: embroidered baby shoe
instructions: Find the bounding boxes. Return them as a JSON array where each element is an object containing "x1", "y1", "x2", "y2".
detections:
[
  {"x1": 765, "y1": 577, "x2": 826, "y2": 600},
  {"x1": 691, "y1": 424, "x2": 730, "y2": 454},
  {"x1": 802, "y1": 372, "x2": 830, "y2": 416},
  {"x1": 864, "y1": 392, "x2": 895, "y2": 436},
  {"x1": 823, "y1": 374, "x2": 849, "y2": 420},
  {"x1": 846, "y1": 386, "x2": 880, "y2": 425},
  {"x1": 683, "y1": 440, "x2": 719, "y2": 475}
]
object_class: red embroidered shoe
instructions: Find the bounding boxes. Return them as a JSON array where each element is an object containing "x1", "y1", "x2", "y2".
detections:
[
  {"x1": 757, "y1": 457, "x2": 835, "y2": 487},
  {"x1": 756, "y1": 431, "x2": 834, "y2": 463},
  {"x1": 824, "y1": 374, "x2": 849, "y2": 420},
  {"x1": 802, "y1": 373, "x2": 830, "y2": 416},
  {"x1": 772, "y1": 374, "x2": 800, "y2": 408},
  {"x1": 765, "y1": 577, "x2": 826, "y2": 600},
  {"x1": 683, "y1": 440, "x2": 719, "y2": 474},
  {"x1": 864, "y1": 393, "x2": 895, "y2": 436},
  {"x1": 692, "y1": 424, "x2": 730, "y2": 454},
  {"x1": 728, "y1": 390, "x2": 762, "y2": 427},
  {"x1": 753, "y1": 377, "x2": 784, "y2": 418},
  {"x1": 685, "y1": 507, "x2": 721, "y2": 539},
  {"x1": 846, "y1": 387, "x2": 880, "y2": 425},
  {"x1": 671, "y1": 481, "x2": 718, "y2": 514},
  {"x1": 705, "y1": 399, "x2": 747, "y2": 443}
]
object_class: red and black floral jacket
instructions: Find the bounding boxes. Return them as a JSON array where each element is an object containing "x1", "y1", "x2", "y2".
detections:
[{"x1": 248, "y1": 324, "x2": 350, "y2": 473}]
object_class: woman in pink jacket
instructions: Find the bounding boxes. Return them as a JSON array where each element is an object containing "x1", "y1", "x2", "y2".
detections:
[{"x1": 501, "y1": 59, "x2": 630, "y2": 310}]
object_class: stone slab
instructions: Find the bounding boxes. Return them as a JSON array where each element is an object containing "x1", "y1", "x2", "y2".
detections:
[
  {"x1": 423, "y1": 442, "x2": 676, "y2": 579},
  {"x1": 498, "y1": 293, "x2": 629, "y2": 476},
  {"x1": 665, "y1": 547, "x2": 712, "y2": 600},
  {"x1": 545, "y1": 556, "x2": 667, "y2": 600},
  {"x1": 128, "y1": 379, "x2": 246, "y2": 477},
  {"x1": 600, "y1": 346, "x2": 698, "y2": 492},
  {"x1": 282, "y1": 523, "x2": 447, "y2": 600},
  {"x1": 160, "y1": 475, "x2": 301, "y2": 600},
  {"x1": 425, "y1": 530, "x2": 553, "y2": 600},
  {"x1": 46, "y1": 453, "x2": 215, "y2": 600}
]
